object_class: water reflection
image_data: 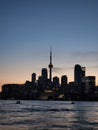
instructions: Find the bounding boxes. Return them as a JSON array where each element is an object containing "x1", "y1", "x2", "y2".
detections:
[
  {"x1": 0, "y1": 101, "x2": 98, "y2": 129},
  {"x1": 70, "y1": 101, "x2": 98, "y2": 129}
]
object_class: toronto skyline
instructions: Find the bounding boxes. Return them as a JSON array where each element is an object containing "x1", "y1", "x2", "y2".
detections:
[{"x1": 0, "y1": 0, "x2": 98, "y2": 92}]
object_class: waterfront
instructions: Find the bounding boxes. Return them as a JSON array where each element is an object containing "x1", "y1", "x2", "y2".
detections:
[{"x1": 0, "y1": 100, "x2": 98, "y2": 130}]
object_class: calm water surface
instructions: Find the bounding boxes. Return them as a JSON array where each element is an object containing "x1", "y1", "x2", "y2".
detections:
[{"x1": 0, "y1": 100, "x2": 98, "y2": 130}]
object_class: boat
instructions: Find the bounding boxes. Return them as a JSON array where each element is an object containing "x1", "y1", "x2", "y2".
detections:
[
  {"x1": 71, "y1": 101, "x2": 75, "y2": 104},
  {"x1": 16, "y1": 100, "x2": 20, "y2": 104}
]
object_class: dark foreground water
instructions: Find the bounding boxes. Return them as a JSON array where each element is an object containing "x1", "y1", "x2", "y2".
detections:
[{"x1": 0, "y1": 100, "x2": 98, "y2": 130}]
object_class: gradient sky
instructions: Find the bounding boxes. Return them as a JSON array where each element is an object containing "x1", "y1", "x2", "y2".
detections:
[{"x1": 0, "y1": 0, "x2": 98, "y2": 91}]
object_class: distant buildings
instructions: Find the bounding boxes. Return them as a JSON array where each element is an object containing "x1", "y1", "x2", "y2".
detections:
[
  {"x1": 1, "y1": 50, "x2": 98, "y2": 100},
  {"x1": 74, "y1": 64, "x2": 96, "y2": 95},
  {"x1": 32, "y1": 73, "x2": 36, "y2": 83},
  {"x1": 53, "y1": 76, "x2": 60, "y2": 88},
  {"x1": 82, "y1": 76, "x2": 96, "y2": 94},
  {"x1": 74, "y1": 64, "x2": 85, "y2": 85},
  {"x1": 74, "y1": 64, "x2": 86, "y2": 92},
  {"x1": 81, "y1": 67, "x2": 86, "y2": 78},
  {"x1": 61, "y1": 75, "x2": 68, "y2": 87},
  {"x1": 42, "y1": 68, "x2": 48, "y2": 80}
]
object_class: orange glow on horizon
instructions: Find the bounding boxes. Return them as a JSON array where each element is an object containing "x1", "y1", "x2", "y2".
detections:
[
  {"x1": 0, "y1": 69, "x2": 98, "y2": 92},
  {"x1": 0, "y1": 64, "x2": 98, "y2": 92}
]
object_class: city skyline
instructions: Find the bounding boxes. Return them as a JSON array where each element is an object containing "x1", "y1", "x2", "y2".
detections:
[
  {"x1": 0, "y1": 0, "x2": 98, "y2": 91},
  {"x1": 0, "y1": 49, "x2": 97, "y2": 92}
]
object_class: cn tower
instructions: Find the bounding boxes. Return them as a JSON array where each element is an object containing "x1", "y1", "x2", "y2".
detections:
[{"x1": 48, "y1": 48, "x2": 53, "y2": 82}]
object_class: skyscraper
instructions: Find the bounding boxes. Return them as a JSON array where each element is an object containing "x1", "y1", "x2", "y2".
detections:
[
  {"x1": 81, "y1": 67, "x2": 86, "y2": 78},
  {"x1": 74, "y1": 64, "x2": 86, "y2": 91},
  {"x1": 53, "y1": 76, "x2": 59, "y2": 87},
  {"x1": 61, "y1": 75, "x2": 68, "y2": 87},
  {"x1": 32, "y1": 73, "x2": 36, "y2": 83},
  {"x1": 42, "y1": 68, "x2": 48, "y2": 80},
  {"x1": 48, "y1": 48, "x2": 53, "y2": 82},
  {"x1": 82, "y1": 76, "x2": 96, "y2": 93},
  {"x1": 74, "y1": 64, "x2": 82, "y2": 86}
]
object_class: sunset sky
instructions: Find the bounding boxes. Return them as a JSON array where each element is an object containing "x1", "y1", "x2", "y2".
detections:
[{"x1": 0, "y1": 0, "x2": 98, "y2": 91}]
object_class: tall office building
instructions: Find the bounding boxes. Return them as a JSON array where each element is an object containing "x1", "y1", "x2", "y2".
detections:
[
  {"x1": 41, "y1": 68, "x2": 48, "y2": 80},
  {"x1": 82, "y1": 76, "x2": 96, "y2": 93},
  {"x1": 81, "y1": 67, "x2": 86, "y2": 78},
  {"x1": 74, "y1": 64, "x2": 82, "y2": 86},
  {"x1": 74, "y1": 64, "x2": 86, "y2": 91},
  {"x1": 32, "y1": 73, "x2": 36, "y2": 83},
  {"x1": 53, "y1": 76, "x2": 59, "y2": 87},
  {"x1": 48, "y1": 48, "x2": 53, "y2": 82},
  {"x1": 61, "y1": 75, "x2": 68, "y2": 87}
]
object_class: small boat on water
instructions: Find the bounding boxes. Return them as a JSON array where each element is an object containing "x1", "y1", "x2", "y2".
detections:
[
  {"x1": 71, "y1": 101, "x2": 75, "y2": 104},
  {"x1": 16, "y1": 100, "x2": 20, "y2": 104}
]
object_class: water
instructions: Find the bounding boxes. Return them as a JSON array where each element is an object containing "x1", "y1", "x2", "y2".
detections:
[{"x1": 0, "y1": 100, "x2": 98, "y2": 130}]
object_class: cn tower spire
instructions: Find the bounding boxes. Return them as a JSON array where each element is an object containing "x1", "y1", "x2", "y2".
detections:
[
  {"x1": 50, "y1": 48, "x2": 52, "y2": 64},
  {"x1": 48, "y1": 48, "x2": 53, "y2": 82}
]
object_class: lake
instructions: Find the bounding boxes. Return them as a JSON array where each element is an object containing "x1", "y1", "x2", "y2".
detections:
[{"x1": 0, "y1": 100, "x2": 98, "y2": 130}]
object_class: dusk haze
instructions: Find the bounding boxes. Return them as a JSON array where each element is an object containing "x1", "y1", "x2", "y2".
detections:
[
  {"x1": 0, "y1": 0, "x2": 98, "y2": 92},
  {"x1": 0, "y1": 1, "x2": 98, "y2": 130}
]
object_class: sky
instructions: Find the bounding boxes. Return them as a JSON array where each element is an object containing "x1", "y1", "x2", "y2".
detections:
[{"x1": 0, "y1": 0, "x2": 98, "y2": 92}]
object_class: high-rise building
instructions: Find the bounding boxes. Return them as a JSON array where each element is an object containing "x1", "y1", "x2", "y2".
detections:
[
  {"x1": 81, "y1": 67, "x2": 86, "y2": 78},
  {"x1": 74, "y1": 64, "x2": 82, "y2": 86},
  {"x1": 53, "y1": 76, "x2": 59, "y2": 87},
  {"x1": 82, "y1": 76, "x2": 96, "y2": 93},
  {"x1": 48, "y1": 48, "x2": 53, "y2": 82},
  {"x1": 74, "y1": 64, "x2": 86, "y2": 92},
  {"x1": 41, "y1": 68, "x2": 48, "y2": 80},
  {"x1": 32, "y1": 73, "x2": 36, "y2": 83},
  {"x1": 61, "y1": 75, "x2": 68, "y2": 87}
]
